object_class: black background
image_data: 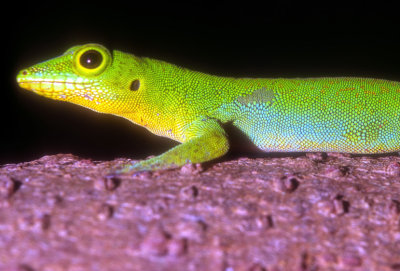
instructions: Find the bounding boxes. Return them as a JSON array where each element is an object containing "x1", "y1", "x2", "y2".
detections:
[{"x1": 3, "y1": 1, "x2": 399, "y2": 164}]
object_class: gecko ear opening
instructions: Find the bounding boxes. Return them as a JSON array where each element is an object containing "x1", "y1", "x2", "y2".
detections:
[{"x1": 130, "y1": 79, "x2": 140, "y2": 91}]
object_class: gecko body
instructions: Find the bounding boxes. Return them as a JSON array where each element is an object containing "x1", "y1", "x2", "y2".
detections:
[{"x1": 17, "y1": 44, "x2": 400, "y2": 173}]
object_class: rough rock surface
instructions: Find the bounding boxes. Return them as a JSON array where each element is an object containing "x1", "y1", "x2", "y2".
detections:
[{"x1": 1, "y1": 153, "x2": 400, "y2": 271}]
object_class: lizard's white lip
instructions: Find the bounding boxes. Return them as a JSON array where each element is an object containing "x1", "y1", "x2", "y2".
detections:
[
  {"x1": 17, "y1": 79, "x2": 84, "y2": 93},
  {"x1": 17, "y1": 79, "x2": 69, "y2": 85},
  {"x1": 17, "y1": 69, "x2": 92, "y2": 85},
  {"x1": 17, "y1": 72, "x2": 96, "y2": 93},
  {"x1": 17, "y1": 79, "x2": 100, "y2": 103},
  {"x1": 17, "y1": 73, "x2": 107, "y2": 104}
]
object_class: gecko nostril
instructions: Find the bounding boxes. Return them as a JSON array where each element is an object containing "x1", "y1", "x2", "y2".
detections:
[{"x1": 22, "y1": 70, "x2": 28, "y2": 76}]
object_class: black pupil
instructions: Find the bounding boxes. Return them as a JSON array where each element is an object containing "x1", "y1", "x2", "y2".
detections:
[{"x1": 80, "y1": 50, "x2": 103, "y2": 69}]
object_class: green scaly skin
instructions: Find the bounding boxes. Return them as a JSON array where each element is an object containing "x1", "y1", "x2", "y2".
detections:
[{"x1": 16, "y1": 44, "x2": 400, "y2": 173}]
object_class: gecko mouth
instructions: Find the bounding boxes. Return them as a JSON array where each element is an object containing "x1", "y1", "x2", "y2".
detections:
[
  {"x1": 16, "y1": 74, "x2": 112, "y2": 105},
  {"x1": 17, "y1": 76, "x2": 100, "y2": 102},
  {"x1": 17, "y1": 71, "x2": 98, "y2": 93},
  {"x1": 18, "y1": 79, "x2": 66, "y2": 92},
  {"x1": 17, "y1": 76, "x2": 92, "y2": 91}
]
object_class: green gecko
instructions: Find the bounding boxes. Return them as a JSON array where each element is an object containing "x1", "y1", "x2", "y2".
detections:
[{"x1": 17, "y1": 44, "x2": 400, "y2": 174}]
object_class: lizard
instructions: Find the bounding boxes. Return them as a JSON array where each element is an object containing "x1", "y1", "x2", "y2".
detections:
[{"x1": 16, "y1": 43, "x2": 400, "y2": 174}]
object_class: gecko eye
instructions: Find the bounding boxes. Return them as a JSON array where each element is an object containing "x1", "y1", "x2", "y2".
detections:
[
  {"x1": 80, "y1": 50, "x2": 103, "y2": 69},
  {"x1": 72, "y1": 44, "x2": 112, "y2": 77}
]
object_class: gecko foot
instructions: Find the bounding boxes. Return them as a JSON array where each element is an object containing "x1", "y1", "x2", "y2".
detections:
[{"x1": 107, "y1": 161, "x2": 154, "y2": 178}]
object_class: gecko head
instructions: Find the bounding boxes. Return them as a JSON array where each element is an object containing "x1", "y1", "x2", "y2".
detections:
[{"x1": 17, "y1": 43, "x2": 143, "y2": 114}]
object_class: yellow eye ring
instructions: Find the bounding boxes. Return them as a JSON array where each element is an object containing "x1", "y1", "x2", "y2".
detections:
[{"x1": 72, "y1": 44, "x2": 112, "y2": 77}]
